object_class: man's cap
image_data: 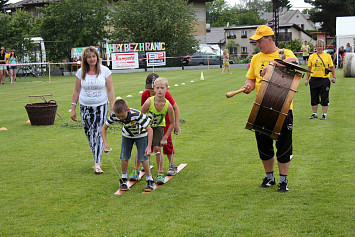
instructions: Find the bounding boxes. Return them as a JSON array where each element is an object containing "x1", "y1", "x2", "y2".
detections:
[
  {"x1": 249, "y1": 25, "x2": 274, "y2": 41},
  {"x1": 145, "y1": 73, "x2": 159, "y2": 89}
]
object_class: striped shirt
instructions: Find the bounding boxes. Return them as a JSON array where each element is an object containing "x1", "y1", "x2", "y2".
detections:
[{"x1": 105, "y1": 108, "x2": 151, "y2": 138}]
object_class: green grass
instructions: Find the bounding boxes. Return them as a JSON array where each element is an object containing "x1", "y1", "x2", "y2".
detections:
[{"x1": 0, "y1": 67, "x2": 354, "y2": 236}]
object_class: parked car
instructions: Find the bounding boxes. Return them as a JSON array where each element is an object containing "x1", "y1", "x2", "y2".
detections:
[{"x1": 182, "y1": 54, "x2": 222, "y2": 66}]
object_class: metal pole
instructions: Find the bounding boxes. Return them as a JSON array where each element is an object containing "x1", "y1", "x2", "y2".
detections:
[{"x1": 273, "y1": 0, "x2": 279, "y2": 46}]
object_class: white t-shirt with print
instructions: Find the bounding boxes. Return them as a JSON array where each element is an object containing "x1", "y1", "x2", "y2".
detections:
[{"x1": 76, "y1": 65, "x2": 112, "y2": 106}]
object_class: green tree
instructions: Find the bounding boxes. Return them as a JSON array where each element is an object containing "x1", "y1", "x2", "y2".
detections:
[
  {"x1": 206, "y1": 0, "x2": 230, "y2": 27},
  {"x1": 236, "y1": 11, "x2": 266, "y2": 25},
  {"x1": 110, "y1": 0, "x2": 198, "y2": 58},
  {"x1": 206, "y1": 0, "x2": 269, "y2": 27},
  {"x1": 278, "y1": 38, "x2": 303, "y2": 53},
  {"x1": 0, "y1": 10, "x2": 35, "y2": 58},
  {"x1": 276, "y1": 0, "x2": 292, "y2": 9},
  {"x1": 305, "y1": 0, "x2": 355, "y2": 36},
  {"x1": 302, "y1": 8, "x2": 318, "y2": 15},
  {"x1": 38, "y1": 0, "x2": 109, "y2": 62},
  {"x1": 238, "y1": 0, "x2": 272, "y2": 14}
]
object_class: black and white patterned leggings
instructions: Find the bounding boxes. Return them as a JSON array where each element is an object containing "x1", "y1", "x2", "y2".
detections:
[{"x1": 79, "y1": 103, "x2": 108, "y2": 164}]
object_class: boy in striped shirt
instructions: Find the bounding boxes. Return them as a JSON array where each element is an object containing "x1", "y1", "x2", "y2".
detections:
[{"x1": 101, "y1": 99, "x2": 154, "y2": 192}]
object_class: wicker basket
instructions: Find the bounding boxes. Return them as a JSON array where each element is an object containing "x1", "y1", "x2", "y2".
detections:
[{"x1": 25, "y1": 100, "x2": 58, "y2": 125}]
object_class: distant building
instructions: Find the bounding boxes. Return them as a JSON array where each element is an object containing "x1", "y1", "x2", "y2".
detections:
[
  {"x1": 262, "y1": 8, "x2": 316, "y2": 31},
  {"x1": 190, "y1": 0, "x2": 214, "y2": 44},
  {"x1": 206, "y1": 24, "x2": 313, "y2": 56},
  {"x1": 4, "y1": 0, "x2": 59, "y2": 17}
]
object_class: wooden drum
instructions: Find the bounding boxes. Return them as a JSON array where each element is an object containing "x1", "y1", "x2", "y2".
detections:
[{"x1": 245, "y1": 64, "x2": 301, "y2": 140}]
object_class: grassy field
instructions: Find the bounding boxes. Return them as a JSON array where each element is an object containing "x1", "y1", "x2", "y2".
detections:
[{"x1": 0, "y1": 67, "x2": 354, "y2": 236}]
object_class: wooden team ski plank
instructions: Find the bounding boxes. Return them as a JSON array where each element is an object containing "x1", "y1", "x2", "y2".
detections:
[
  {"x1": 114, "y1": 165, "x2": 153, "y2": 195},
  {"x1": 142, "y1": 163, "x2": 188, "y2": 193}
]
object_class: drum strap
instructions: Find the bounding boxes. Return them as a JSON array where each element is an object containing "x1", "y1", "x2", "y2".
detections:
[{"x1": 278, "y1": 49, "x2": 286, "y2": 60}]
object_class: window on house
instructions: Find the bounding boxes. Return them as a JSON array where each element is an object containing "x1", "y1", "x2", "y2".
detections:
[
  {"x1": 241, "y1": 47, "x2": 247, "y2": 53},
  {"x1": 227, "y1": 31, "x2": 236, "y2": 39},
  {"x1": 229, "y1": 47, "x2": 237, "y2": 55},
  {"x1": 241, "y1": 30, "x2": 247, "y2": 38}
]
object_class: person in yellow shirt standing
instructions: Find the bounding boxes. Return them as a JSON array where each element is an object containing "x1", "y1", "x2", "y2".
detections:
[
  {"x1": 305, "y1": 39, "x2": 336, "y2": 120},
  {"x1": 301, "y1": 41, "x2": 311, "y2": 67},
  {"x1": 241, "y1": 25, "x2": 299, "y2": 193}
]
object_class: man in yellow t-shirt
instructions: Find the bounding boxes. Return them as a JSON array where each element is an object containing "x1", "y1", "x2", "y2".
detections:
[
  {"x1": 242, "y1": 25, "x2": 299, "y2": 193},
  {"x1": 5, "y1": 48, "x2": 11, "y2": 77},
  {"x1": 301, "y1": 41, "x2": 311, "y2": 67}
]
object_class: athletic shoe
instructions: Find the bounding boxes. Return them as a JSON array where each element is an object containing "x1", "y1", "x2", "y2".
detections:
[
  {"x1": 167, "y1": 164, "x2": 178, "y2": 176},
  {"x1": 308, "y1": 114, "x2": 318, "y2": 119},
  {"x1": 156, "y1": 172, "x2": 165, "y2": 185},
  {"x1": 119, "y1": 178, "x2": 129, "y2": 191},
  {"x1": 278, "y1": 181, "x2": 289, "y2": 193},
  {"x1": 144, "y1": 180, "x2": 154, "y2": 192},
  {"x1": 129, "y1": 169, "x2": 140, "y2": 181},
  {"x1": 259, "y1": 177, "x2": 276, "y2": 188},
  {"x1": 320, "y1": 114, "x2": 327, "y2": 120}
]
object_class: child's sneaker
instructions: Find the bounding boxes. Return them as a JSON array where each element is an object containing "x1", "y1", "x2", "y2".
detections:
[
  {"x1": 144, "y1": 180, "x2": 154, "y2": 192},
  {"x1": 119, "y1": 178, "x2": 129, "y2": 191},
  {"x1": 167, "y1": 164, "x2": 177, "y2": 176},
  {"x1": 156, "y1": 172, "x2": 165, "y2": 185},
  {"x1": 129, "y1": 168, "x2": 140, "y2": 181}
]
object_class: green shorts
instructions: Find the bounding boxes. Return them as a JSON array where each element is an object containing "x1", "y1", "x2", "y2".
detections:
[{"x1": 152, "y1": 126, "x2": 164, "y2": 147}]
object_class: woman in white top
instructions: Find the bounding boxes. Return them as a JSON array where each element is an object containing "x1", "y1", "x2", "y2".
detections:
[{"x1": 71, "y1": 47, "x2": 115, "y2": 174}]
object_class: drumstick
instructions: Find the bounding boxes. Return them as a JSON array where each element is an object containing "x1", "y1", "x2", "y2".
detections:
[{"x1": 226, "y1": 87, "x2": 248, "y2": 98}]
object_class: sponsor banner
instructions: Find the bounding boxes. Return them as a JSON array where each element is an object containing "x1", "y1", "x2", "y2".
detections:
[
  {"x1": 71, "y1": 46, "x2": 100, "y2": 62},
  {"x1": 112, "y1": 52, "x2": 139, "y2": 69},
  {"x1": 107, "y1": 42, "x2": 165, "y2": 53},
  {"x1": 147, "y1": 51, "x2": 166, "y2": 67}
]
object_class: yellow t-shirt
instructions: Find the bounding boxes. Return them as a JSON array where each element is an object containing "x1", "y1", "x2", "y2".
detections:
[
  {"x1": 246, "y1": 49, "x2": 296, "y2": 110},
  {"x1": 5, "y1": 53, "x2": 11, "y2": 65},
  {"x1": 301, "y1": 45, "x2": 310, "y2": 57},
  {"x1": 308, "y1": 52, "x2": 333, "y2": 78}
]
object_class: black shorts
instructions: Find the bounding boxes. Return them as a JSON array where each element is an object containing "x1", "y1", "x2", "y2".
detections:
[
  {"x1": 303, "y1": 56, "x2": 309, "y2": 61},
  {"x1": 255, "y1": 110, "x2": 293, "y2": 163},
  {"x1": 309, "y1": 77, "x2": 330, "y2": 106},
  {"x1": 152, "y1": 126, "x2": 164, "y2": 147}
]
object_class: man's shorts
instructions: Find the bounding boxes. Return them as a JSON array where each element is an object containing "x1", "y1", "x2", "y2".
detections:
[
  {"x1": 152, "y1": 126, "x2": 164, "y2": 147},
  {"x1": 303, "y1": 56, "x2": 309, "y2": 61},
  {"x1": 120, "y1": 136, "x2": 149, "y2": 161},
  {"x1": 255, "y1": 110, "x2": 293, "y2": 163}
]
